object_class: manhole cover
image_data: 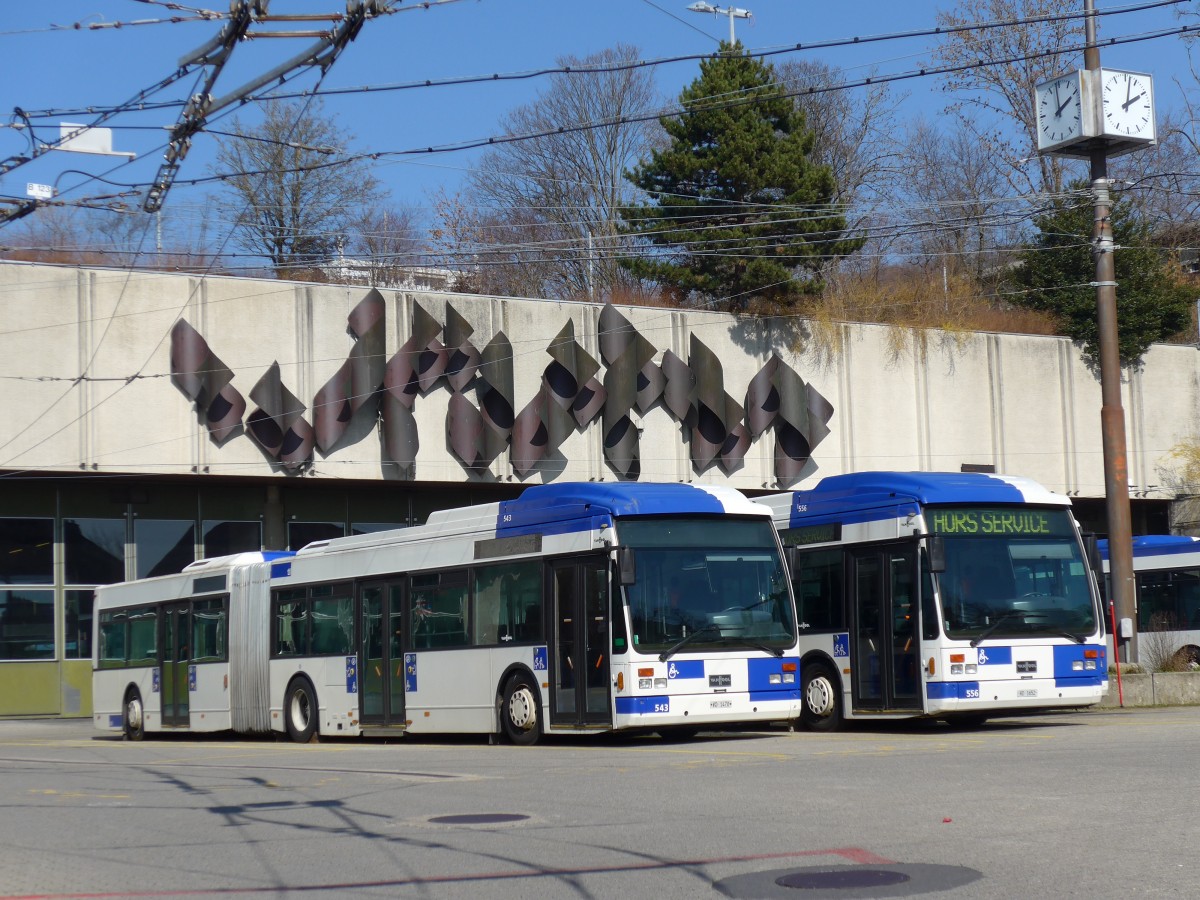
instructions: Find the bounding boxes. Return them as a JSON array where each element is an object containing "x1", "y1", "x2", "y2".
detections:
[
  {"x1": 427, "y1": 813, "x2": 530, "y2": 825},
  {"x1": 776, "y1": 870, "x2": 911, "y2": 890}
]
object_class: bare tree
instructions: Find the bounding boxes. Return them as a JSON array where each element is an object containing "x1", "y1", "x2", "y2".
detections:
[
  {"x1": 901, "y1": 118, "x2": 1021, "y2": 284},
  {"x1": 427, "y1": 188, "x2": 562, "y2": 297},
  {"x1": 464, "y1": 44, "x2": 660, "y2": 300},
  {"x1": 211, "y1": 99, "x2": 385, "y2": 279},
  {"x1": 929, "y1": 0, "x2": 1085, "y2": 196},
  {"x1": 776, "y1": 58, "x2": 907, "y2": 264},
  {"x1": 344, "y1": 206, "x2": 424, "y2": 287}
]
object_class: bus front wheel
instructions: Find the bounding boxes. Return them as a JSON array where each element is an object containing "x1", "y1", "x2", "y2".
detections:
[
  {"x1": 801, "y1": 663, "x2": 843, "y2": 732},
  {"x1": 124, "y1": 689, "x2": 145, "y2": 741},
  {"x1": 500, "y1": 674, "x2": 541, "y2": 746},
  {"x1": 284, "y1": 678, "x2": 318, "y2": 743}
]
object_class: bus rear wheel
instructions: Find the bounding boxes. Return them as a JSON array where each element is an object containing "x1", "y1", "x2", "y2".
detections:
[
  {"x1": 801, "y1": 662, "x2": 843, "y2": 732},
  {"x1": 124, "y1": 689, "x2": 145, "y2": 741},
  {"x1": 285, "y1": 678, "x2": 318, "y2": 743},
  {"x1": 500, "y1": 674, "x2": 541, "y2": 746}
]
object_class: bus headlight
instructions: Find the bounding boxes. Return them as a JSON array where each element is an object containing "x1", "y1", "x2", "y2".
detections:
[
  {"x1": 769, "y1": 673, "x2": 782, "y2": 684},
  {"x1": 639, "y1": 678, "x2": 653, "y2": 690},
  {"x1": 654, "y1": 678, "x2": 668, "y2": 689},
  {"x1": 951, "y1": 664, "x2": 964, "y2": 675},
  {"x1": 783, "y1": 673, "x2": 796, "y2": 683},
  {"x1": 965, "y1": 664, "x2": 977, "y2": 674}
]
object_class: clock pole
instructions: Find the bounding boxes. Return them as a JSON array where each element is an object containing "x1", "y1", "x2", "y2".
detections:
[{"x1": 1084, "y1": 0, "x2": 1137, "y2": 664}]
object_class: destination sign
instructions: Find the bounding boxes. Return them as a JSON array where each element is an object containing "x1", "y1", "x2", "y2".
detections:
[
  {"x1": 927, "y1": 507, "x2": 1072, "y2": 537},
  {"x1": 784, "y1": 523, "x2": 842, "y2": 546}
]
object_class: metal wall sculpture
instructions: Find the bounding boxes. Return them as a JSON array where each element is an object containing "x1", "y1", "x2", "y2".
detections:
[
  {"x1": 312, "y1": 287, "x2": 386, "y2": 454},
  {"x1": 169, "y1": 319, "x2": 246, "y2": 444},
  {"x1": 245, "y1": 362, "x2": 315, "y2": 472},
  {"x1": 511, "y1": 320, "x2": 605, "y2": 477},
  {"x1": 169, "y1": 290, "x2": 834, "y2": 484}
]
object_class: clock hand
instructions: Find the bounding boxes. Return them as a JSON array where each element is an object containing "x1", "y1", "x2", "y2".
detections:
[
  {"x1": 1055, "y1": 90, "x2": 1075, "y2": 117},
  {"x1": 1122, "y1": 91, "x2": 1143, "y2": 112}
]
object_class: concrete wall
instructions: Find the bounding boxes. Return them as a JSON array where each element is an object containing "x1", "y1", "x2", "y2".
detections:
[
  {"x1": 3, "y1": 260, "x2": 1200, "y2": 499},
  {"x1": 1099, "y1": 672, "x2": 1200, "y2": 707}
]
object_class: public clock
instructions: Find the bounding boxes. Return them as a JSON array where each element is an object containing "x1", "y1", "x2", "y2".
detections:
[
  {"x1": 1035, "y1": 71, "x2": 1084, "y2": 151},
  {"x1": 1101, "y1": 69, "x2": 1155, "y2": 140}
]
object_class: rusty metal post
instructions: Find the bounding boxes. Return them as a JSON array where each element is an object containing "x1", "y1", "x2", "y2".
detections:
[{"x1": 1085, "y1": 0, "x2": 1137, "y2": 661}]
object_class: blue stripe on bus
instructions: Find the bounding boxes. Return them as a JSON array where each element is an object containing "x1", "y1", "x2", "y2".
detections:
[
  {"x1": 666, "y1": 659, "x2": 704, "y2": 680},
  {"x1": 1053, "y1": 644, "x2": 1107, "y2": 687},
  {"x1": 1098, "y1": 535, "x2": 1200, "y2": 561},
  {"x1": 496, "y1": 483, "x2": 735, "y2": 537},
  {"x1": 927, "y1": 681, "x2": 980, "y2": 699},
  {"x1": 975, "y1": 646, "x2": 1012, "y2": 666},
  {"x1": 271, "y1": 561, "x2": 292, "y2": 578},
  {"x1": 748, "y1": 656, "x2": 801, "y2": 691},
  {"x1": 786, "y1": 471, "x2": 1063, "y2": 528},
  {"x1": 615, "y1": 696, "x2": 669, "y2": 715}
]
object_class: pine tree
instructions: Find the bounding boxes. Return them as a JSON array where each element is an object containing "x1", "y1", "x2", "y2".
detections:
[
  {"x1": 620, "y1": 45, "x2": 861, "y2": 312},
  {"x1": 1011, "y1": 185, "x2": 1192, "y2": 366}
]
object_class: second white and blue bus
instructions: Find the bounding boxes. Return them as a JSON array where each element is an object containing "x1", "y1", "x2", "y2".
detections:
[
  {"x1": 93, "y1": 482, "x2": 801, "y2": 743},
  {"x1": 757, "y1": 471, "x2": 1108, "y2": 730},
  {"x1": 1098, "y1": 535, "x2": 1200, "y2": 667}
]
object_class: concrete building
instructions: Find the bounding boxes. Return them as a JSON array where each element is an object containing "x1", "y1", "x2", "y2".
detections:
[{"x1": 0, "y1": 260, "x2": 1193, "y2": 716}]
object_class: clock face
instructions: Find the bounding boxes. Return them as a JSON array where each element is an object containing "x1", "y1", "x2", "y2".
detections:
[
  {"x1": 1102, "y1": 71, "x2": 1154, "y2": 137},
  {"x1": 1036, "y1": 75, "x2": 1083, "y2": 149}
]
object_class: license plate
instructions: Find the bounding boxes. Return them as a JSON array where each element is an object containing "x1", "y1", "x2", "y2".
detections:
[
  {"x1": 1017, "y1": 689, "x2": 1039, "y2": 698},
  {"x1": 710, "y1": 699, "x2": 733, "y2": 709}
]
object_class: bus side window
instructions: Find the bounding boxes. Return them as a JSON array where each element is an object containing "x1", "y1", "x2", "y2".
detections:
[
  {"x1": 99, "y1": 610, "x2": 127, "y2": 668},
  {"x1": 273, "y1": 592, "x2": 308, "y2": 656},
  {"x1": 794, "y1": 548, "x2": 844, "y2": 631}
]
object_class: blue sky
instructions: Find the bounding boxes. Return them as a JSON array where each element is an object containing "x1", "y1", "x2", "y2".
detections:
[{"x1": 1, "y1": 1, "x2": 1196, "y2": 239}]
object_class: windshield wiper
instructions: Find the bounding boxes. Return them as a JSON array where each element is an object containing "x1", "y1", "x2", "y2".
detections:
[
  {"x1": 728, "y1": 638, "x2": 784, "y2": 658},
  {"x1": 1031, "y1": 625, "x2": 1086, "y2": 644},
  {"x1": 659, "y1": 624, "x2": 721, "y2": 662},
  {"x1": 970, "y1": 611, "x2": 1046, "y2": 647}
]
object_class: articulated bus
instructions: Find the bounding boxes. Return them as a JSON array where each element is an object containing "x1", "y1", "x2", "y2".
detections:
[
  {"x1": 94, "y1": 482, "x2": 801, "y2": 744},
  {"x1": 1098, "y1": 535, "x2": 1200, "y2": 666},
  {"x1": 756, "y1": 472, "x2": 1108, "y2": 730}
]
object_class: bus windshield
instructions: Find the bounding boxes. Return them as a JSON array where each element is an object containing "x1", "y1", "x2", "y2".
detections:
[
  {"x1": 618, "y1": 518, "x2": 795, "y2": 654},
  {"x1": 929, "y1": 506, "x2": 1098, "y2": 641}
]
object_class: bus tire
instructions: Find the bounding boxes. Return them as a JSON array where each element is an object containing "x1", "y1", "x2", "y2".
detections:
[
  {"x1": 500, "y1": 673, "x2": 541, "y2": 746},
  {"x1": 284, "y1": 677, "x2": 319, "y2": 743},
  {"x1": 124, "y1": 688, "x2": 145, "y2": 741},
  {"x1": 801, "y1": 662, "x2": 843, "y2": 732}
]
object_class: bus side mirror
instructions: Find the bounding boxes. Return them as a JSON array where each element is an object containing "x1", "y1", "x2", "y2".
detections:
[
  {"x1": 927, "y1": 536, "x2": 946, "y2": 573},
  {"x1": 617, "y1": 547, "x2": 636, "y2": 585}
]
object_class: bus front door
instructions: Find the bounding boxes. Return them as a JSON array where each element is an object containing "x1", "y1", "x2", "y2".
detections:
[
  {"x1": 548, "y1": 558, "x2": 612, "y2": 729},
  {"x1": 161, "y1": 603, "x2": 190, "y2": 727},
  {"x1": 849, "y1": 545, "x2": 921, "y2": 714},
  {"x1": 359, "y1": 581, "x2": 406, "y2": 728}
]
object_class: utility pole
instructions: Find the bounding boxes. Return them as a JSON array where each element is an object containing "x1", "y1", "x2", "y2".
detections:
[
  {"x1": 686, "y1": 2, "x2": 752, "y2": 46},
  {"x1": 1084, "y1": 0, "x2": 1137, "y2": 662}
]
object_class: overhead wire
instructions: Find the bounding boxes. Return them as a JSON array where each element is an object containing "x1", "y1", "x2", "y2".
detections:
[{"x1": 0, "y1": 3, "x2": 1190, "y2": 472}]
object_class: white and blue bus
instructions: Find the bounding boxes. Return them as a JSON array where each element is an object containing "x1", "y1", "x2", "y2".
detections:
[
  {"x1": 757, "y1": 472, "x2": 1108, "y2": 730},
  {"x1": 1098, "y1": 535, "x2": 1200, "y2": 667},
  {"x1": 94, "y1": 482, "x2": 800, "y2": 744}
]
